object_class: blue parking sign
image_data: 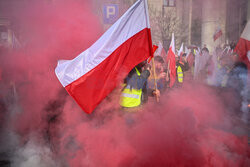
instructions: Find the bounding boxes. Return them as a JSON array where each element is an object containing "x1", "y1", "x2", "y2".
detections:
[{"x1": 103, "y1": 4, "x2": 119, "y2": 24}]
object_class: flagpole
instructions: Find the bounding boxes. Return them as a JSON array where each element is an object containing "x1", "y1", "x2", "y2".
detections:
[
  {"x1": 167, "y1": 60, "x2": 170, "y2": 82},
  {"x1": 151, "y1": 57, "x2": 160, "y2": 102},
  {"x1": 188, "y1": 0, "x2": 193, "y2": 45}
]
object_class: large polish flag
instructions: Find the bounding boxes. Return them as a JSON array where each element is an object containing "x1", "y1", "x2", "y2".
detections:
[
  {"x1": 55, "y1": 0, "x2": 153, "y2": 114},
  {"x1": 235, "y1": 20, "x2": 250, "y2": 69}
]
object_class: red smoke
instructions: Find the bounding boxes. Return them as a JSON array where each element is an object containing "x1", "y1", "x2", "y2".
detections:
[
  {"x1": 0, "y1": 1, "x2": 249, "y2": 167},
  {"x1": 57, "y1": 83, "x2": 249, "y2": 167},
  {"x1": 0, "y1": 0, "x2": 102, "y2": 135}
]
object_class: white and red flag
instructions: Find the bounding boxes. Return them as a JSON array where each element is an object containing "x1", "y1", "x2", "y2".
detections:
[
  {"x1": 178, "y1": 43, "x2": 184, "y2": 57},
  {"x1": 185, "y1": 46, "x2": 189, "y2": 54},
  {"x1": 213, "y1": 27, "x2": 222, "y2": 41},
  {"x1": 185, "y1": 46, "x2": 190, "y2": 59},
  {"x1": 55, "y1": 0, "x2": 153, "y2": 114},
  {"x1": 234, "y1": 20, "x2": 250, "y2": 69},
  {"x1": 166, "y1": 33, "x2": 176, "y2": 87},
  {"x1": 155, "y1": 42, "x2": 163, "y2": 56},
  {"x1": 155, "y1": 41, "x2": 167, "y2": 58},
  {"x1": 178, "y1": 42, "x2": 184, "y2": 61}
]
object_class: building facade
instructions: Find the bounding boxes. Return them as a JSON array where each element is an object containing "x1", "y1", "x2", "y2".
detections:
[
  {"x1": 99, "y1": 0, "x2": 249, "y2": 52},
  {"x1": 147, "y1": 0, "x2": 249, "y2": 51},
  {"x1": 0, "y1": 0, "x2": 249, "y2": 52}
]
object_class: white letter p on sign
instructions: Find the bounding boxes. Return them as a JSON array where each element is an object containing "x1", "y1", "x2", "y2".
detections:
[{"x1": 107, "y1": 6, "x2": 116, "y2": 18}]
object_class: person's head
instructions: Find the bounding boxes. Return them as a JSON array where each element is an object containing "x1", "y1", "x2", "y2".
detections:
[
  {"x1": 215, "y1": 46, "x2": 222, "y2": 54},
  {"x1": 202, "y1": 47, "x2": 209, "y2": 54},
  {"x1": 231, "y1": 52, "x2": 239, "y2": 63},
  {"x1": 136, "y1": 60, "x2": 147, "y2": 69},
  {"x1": 154, "y1": 56, "x2": 164, "y2": 73},
  {"x1": 181, "y1": 53, "x2": 187, "y2": 63}
]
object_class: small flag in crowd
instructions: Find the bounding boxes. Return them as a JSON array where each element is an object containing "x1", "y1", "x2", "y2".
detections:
[
  {"x1": 166, "y1": 33, "x2": 176, "y2": 87},
  {"x1": 185, "y1": 46, "x2": 189, "y2": 54},
  {"x1": 178, "y1": 43, "x2": 184, "y2": 57},
  {"x1": 213, "y1": 27, "x2": 222, "y2": 41},
  {"x1": 178, "y1": 43, "x2": 184, "y2": 61},
  {"x1": 155, "y1": 41, "x2": 163, "y2": 56},
  {"x1": 155, "y1": 41, "x2": 167, "y2": 58}
]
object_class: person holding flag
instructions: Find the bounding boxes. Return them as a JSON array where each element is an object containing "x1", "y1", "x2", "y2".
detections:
[
  {"x1": 120, "y1": 60, "x2": 160, "y2": 111},
  {"x1": 121, "y1": 43, "x2": 162, "y2": 111},
  {"x1": 148, "y1": 56, "x2": 169, "y2": 94}
]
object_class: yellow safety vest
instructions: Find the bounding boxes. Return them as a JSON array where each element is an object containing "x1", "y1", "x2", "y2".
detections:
[
  {"x1": 177, "y1": 66, "x2": 183, "y2": 83},
  {"x1": 120, "y1": 67, "x2": 142, "y2": 108}
]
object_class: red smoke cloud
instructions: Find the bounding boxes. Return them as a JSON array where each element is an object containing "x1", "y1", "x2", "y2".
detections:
[
  {"x1": 57, "y1": 83, "x2": 249, "y2": 167},
  {"x1": 0, "y1": 1, "x2": 249, "y2": 167},
  {"x1": 0, "y1": 0, "x2": 102, "y2": 135}
]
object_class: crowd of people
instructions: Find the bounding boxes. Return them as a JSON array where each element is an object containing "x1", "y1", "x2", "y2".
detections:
[{"x1": 120, "y1": 43, "x2": 249, "y2": 117}]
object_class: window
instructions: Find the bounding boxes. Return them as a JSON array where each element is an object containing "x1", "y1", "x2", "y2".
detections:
[
  {"x1": 163, "y1": 0, "x2": 176, "y2": 7},
  {"x1": 163, "y1": 0, "x2": 168, "y2": 6},
  {"x1": 169, "y1": 0, "x2": 175, "y2": 7}
]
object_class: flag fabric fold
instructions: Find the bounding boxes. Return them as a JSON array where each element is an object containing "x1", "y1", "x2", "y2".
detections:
[
  {"x1": 55, "y1": 0, "x2": 152, "y2": 114},
  {"x1": 148, "y1": 45, "x2": 158, "y2": 63}
]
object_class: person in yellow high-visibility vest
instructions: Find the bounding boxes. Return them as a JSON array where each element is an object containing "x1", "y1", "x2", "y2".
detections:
[
  {"x1": 177, "y1": 65, "x2": 183, "y2": 83},
  {"x1": 120, "y1": 61, "x2": 160, "y2": 110},
  {"x1": 176, "y1": 54, "x2": 189, "y2": 86}
]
